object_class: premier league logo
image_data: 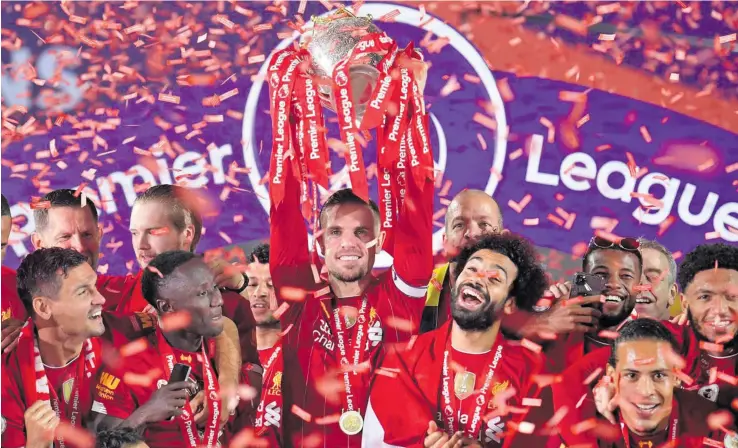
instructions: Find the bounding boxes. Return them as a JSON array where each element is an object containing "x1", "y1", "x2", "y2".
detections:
[{"x1": 241, "y1": 3, "x2": 507, "y2": 268}]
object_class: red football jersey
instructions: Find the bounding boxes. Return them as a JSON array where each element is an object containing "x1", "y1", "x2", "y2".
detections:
[
  {"x1": 364, "y1": 321, "x2": 543, "y2": 448},
  {"x1": 269, "y1": 161, "x2": 433, "y2": 447},
  {"x1": 91, "y1": 330, "x2": 232, "y2": 448},
  {"x1": 1, "y1": 312, "x2": 157, "y2": 448},
  {"x1": 1, "y1": 266, "x2": 26, "y2": 323}
]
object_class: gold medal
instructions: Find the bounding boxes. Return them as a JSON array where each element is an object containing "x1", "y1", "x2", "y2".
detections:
[
  {"x1": 454, "y1": 371, "x2": 476, "y2": 400},
  {"x1": 725, "y1": 433, "x2": 738, "y2": 448},
  {"x1": 339, "y1": 410, "x2": 364, "y2": 435}
]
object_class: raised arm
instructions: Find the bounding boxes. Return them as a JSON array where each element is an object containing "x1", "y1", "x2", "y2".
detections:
[
  {"x1": 269, "y1": 162, "x2": 316, "y2": 292},
  {"x1": 391, "y1": 158, "x2": 434, "y2": 293}
]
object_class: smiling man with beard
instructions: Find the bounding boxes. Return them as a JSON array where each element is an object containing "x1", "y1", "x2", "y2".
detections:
[
  {"x1": 363, "y1": 233, "x2": 547, "y2": 448},
  {"x1": 545, "y1": 236, "x2": 642, "y2": 372}
]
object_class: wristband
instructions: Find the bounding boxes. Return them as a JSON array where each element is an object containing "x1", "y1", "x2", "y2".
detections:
[{"x1": 225, "y1": 273, "x2": 248, "y2": 294}]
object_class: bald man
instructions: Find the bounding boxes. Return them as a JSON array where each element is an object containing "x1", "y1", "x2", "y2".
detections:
[{"x1": 420, "y1": 189, "x2": 504, "y2": 332}]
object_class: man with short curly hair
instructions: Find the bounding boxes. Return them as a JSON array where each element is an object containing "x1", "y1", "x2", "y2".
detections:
[{"x1": 364, "y1": 233, "x2": 547, "y2": 447}]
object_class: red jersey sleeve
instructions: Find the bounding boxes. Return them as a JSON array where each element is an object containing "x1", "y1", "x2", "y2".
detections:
[
  {"x1": 1, "y1": 354, "x2": 27, "y2": 448},
  {"x1": 90, "y1": 369, "x2": 136, "y2": 421},
  {"x1": 269, "y1": 162, "x2": 317, "y2": 296},
  {"x1": 221, "y1": 291, "x2": 260, "y2": 366},
  {"x1": 390, "y1": 162, "x2": 434, "y2": 292}
]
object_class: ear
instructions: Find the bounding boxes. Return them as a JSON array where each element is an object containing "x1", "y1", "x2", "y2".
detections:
[
  {"x1": 156, "y1": 299, "x2": 171, "y2": 314},
  {"x1": 500, "y1": 228, "x2": 510, "y2": 235},
  {"x1": 31, "y1": 232, "x2": 43, "y2": 250},
  {"x1": 96, "y1": 222, "x2": 104, "y2": 239},
  {"x1": 605, "y1": 363, "x2": 616, "y2": 380},
  {"x1": 183, "y1": 224, "x2": 195, "y2": 251},
  {"x1": 503, "y1": 297, "x2": 516, "y2": 315},
  {"x1": 33, "y1": 296, "x2": 53, "y2": 320},
  {"x1": 667, "y1": 284, "x2": 678, "y2": 308},
  {"x1": 375, "y1": 231, "x2": 386, "y2": 253}
]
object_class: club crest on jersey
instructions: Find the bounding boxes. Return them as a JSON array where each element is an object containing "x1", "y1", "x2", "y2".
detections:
[
  {"x1": 62, "y1": 378, "x2": 75, "y2": 403},
  {"x1": 269, "y1": 371, "x2": 283, "y2": 396},
  {"x1": 454, "y1": 372, "x2": 476, "y2": 400},
  {"x1": 698, "y1": 384, "x2": 719, "y2": 402},
  {"x1": 1, "y1": 308, "x2": 11, "y2": 322},
  {"x1": 180, "y1": 354, "x2": 193, "y2": 363},
  {"x1": 340, "y1": 306, "x2": 359, "y2": 329}
]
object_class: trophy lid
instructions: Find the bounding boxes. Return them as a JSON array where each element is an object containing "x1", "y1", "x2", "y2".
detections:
[{"x1": 301, "y1": 10, "x2": 384, "y2": 79}]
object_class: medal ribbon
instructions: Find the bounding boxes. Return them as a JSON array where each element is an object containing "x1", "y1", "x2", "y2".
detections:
[
  {"x1": 155, "y1": 330, "x2": 220, "y2": 448},
  {"x1": 330, "y1": 297, "x2": 370, "y2": 416},
  {"x1": 439, "y1": 325, "x2": 504, "y2": 439},
  {"x1": 620, "y1": 397, "x2": 678, "y2": 448},
  {"x1": 254, "y1": 341, "x2": 285, "y2": 434}
]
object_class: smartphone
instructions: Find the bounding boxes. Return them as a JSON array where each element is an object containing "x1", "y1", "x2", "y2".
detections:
[
  {"x1": 570, "y1": 272, "x2": 606, "y2": 299},
  {"x1": 169, "y1": 363, "x2": 192, "y2": 384}
]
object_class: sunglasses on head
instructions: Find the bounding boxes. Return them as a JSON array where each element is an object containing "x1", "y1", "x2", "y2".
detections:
[{"x1": 589, "y1": 236, "x2": 640, "y2": 252}]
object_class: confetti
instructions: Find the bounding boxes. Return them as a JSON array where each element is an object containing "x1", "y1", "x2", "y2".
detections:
[
  {"x1": 160, "y1": 311, "x2": 192, "y2": 332},
  {"x1": 280, "y1": 287, "x2": 307, "y2": 302},
  {"x1": 521, "y1": 338, "x2": 542, "y2": 354},
  {"x1": 291, "y1": 405, "x2": 312, "y2": 422},
  {"x1": 583, "y1": 367, "x2": 603, "y2": 385},
  {"x1": 120, "y1": 338, "x2": 148, "y2": 357},
  {"x1": 158, "y1": 93, "x2": 181, "y2": 104},
  {"x1": 522, "y1": 398, "x2": 542, "y2": 407}
]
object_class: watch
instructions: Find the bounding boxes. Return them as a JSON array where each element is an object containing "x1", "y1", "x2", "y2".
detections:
[{"x1": 226, "y1": 273, "x2": 249, "y2": 294}]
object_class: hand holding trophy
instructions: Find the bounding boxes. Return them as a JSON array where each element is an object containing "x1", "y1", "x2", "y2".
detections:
[{"x1": 267, "y1": 7, "x2": 432, "y2": 245}]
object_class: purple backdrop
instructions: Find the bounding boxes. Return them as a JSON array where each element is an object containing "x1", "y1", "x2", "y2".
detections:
[{"x1": 2, "y1": 3, "x2": 736, "y2": 275}]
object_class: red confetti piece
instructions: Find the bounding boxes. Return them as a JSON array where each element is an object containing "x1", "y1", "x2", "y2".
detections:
[
  {"x1": 639, "y1": 126, "x2": 652, "y2": 143},
  {"x1": 522, "y1": 398, "x2": 542, "y2": 407},
  {"x1": 705, "y1": 231, "x2": 721, "y2": 240},
  {"x1": 120, "y1": 338, "x2": 148, "y2": 357},
  {"x1": 571, "y1": 418, "x2": 597, "y2": 434},
  {"x1": 123, "y1": 368, "x2": 163, "y2": 387},
  {"x1": 521, "y1": 338, "x2": 542, "y2": 354},
  {"x1": 707, "y1": 410, "x2": 733, "y2": 431},
  {"x1": 146, "y1": 265, "x2": 164, "y2": 278},
  {"x1": 160, "y1": 311, "x2": 192, "y2": 332},
  {"x1": 583, "y1": 367, "x2": 603, "y2": 385},
  {"x1": 280, "y1": 287, "x2": 307, "y2": 302},
  {"x1": 508, "y1": 194, "x2": 532, "y2": 213},
  {"x1": 575, "y1": 393, "x2": 587, "y2": 409},
  {"x1": 228, "y1": 429, "x2": 268, "y2": 448},
  {"x1": 272, "y1": 302, "x2": 290, "y2": 320},
  {"x1": 545, "y1": 405, "x2": 569, "y2": 428},
  {"x1": 291, "y1": 405, "x2": 312, "y2": 422},
  {"x1": 315, "y1": 413, "x2": 341, "y2": 426},
  {"x1": 473, "y1": 112, "x2": 497, "y2": 131},
  {"x1": 598, "y1": 330, "x2": 619, "y2": 340},
  {"x1": 158, "y1": 93, "x2": 181, "y2": 104},
  {"x1": 386, "y1": 316, "x2": 416, "y2": 333}
]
